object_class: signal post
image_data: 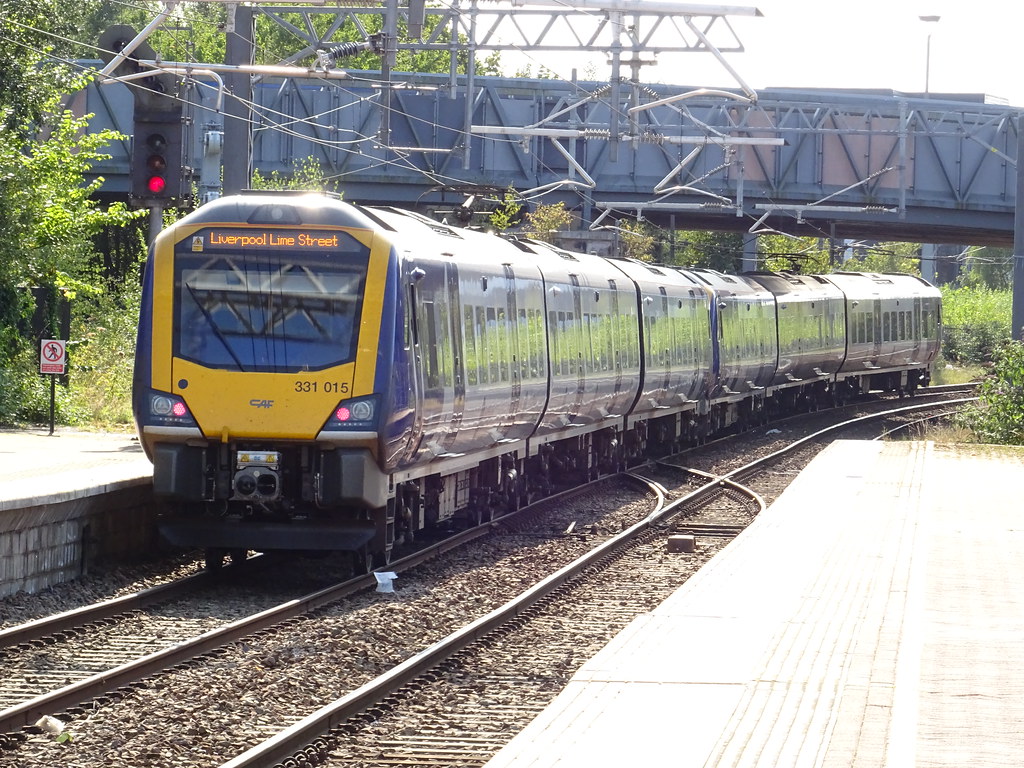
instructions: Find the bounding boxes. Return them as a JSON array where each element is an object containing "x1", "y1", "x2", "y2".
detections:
[{"x1": 98, "y1": 25, "x2": 187, "y2": 242}]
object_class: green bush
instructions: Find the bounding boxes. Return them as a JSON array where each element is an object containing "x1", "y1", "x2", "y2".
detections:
[
  {"x1": 0, "y1": 348, "x2": 83, "y2": 426},
  {"x1": 66, "y1": 277, "x2": 142, "y2": 428},
  {"x1": 957, "y1": 341, "x2": 1024, "y2": 445},
  {"x1": 940, "y1": 285, "x2": 1011, "y2": 364}
]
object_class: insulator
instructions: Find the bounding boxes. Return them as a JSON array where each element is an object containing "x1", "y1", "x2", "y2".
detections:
[{"x1": 325, "y1": 41, "x2": 372, "y2": 61}]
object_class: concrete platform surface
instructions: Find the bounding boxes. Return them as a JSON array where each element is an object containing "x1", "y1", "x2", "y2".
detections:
[
  {"x1": 0, "y1": 428, "x2": 151, "y2": 510},
  {"x1": 484, "y1": 440, "x2": 1024, "y2": 768}
]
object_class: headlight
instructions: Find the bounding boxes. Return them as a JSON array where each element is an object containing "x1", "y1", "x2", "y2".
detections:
[
  {"x1": 323, "y1": 395, "x2": 379, "y2": 431},
  {"x1": 146, "y1": 390, "x2": 197, "y2": 427}
]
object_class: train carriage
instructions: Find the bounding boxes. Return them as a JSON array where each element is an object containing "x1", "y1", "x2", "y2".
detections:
[
  {"x1": 133, "y1": 193, "x2": 401, "y2": 563},
  {"x1": 517, "y1": 240, "x2": 643, "y2": 434},
  {"x1": 608, "y1": 259, "x2": 714, "y2": 452},
  {"x1": 690, "y1": 269, "x2": 778, "y2": 399},
  {"x1": 363, "y1": 207, "x2": 550, "y2": 465},
  {"x1": 511, "y1": 239, "x2": 644, "y2": 482},
  {"x1": 745, "y1": 272, "x2": 847, "y2": 400},
  {"x1": 824, "y1": 272, "x2": 942, "y2": 394}
]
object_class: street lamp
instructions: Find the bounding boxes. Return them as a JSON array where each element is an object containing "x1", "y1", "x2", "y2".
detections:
[{"x1": 919, "y1": 15, "x2": 940, "y2": 96}]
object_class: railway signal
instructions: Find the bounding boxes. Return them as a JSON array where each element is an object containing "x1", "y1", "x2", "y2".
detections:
[
  {"x1": 132, "y1": 108, "x2": 183, "y2": 203},
  {"x1": 99, "y1": 25, "x2": 186, "y2": 206}
]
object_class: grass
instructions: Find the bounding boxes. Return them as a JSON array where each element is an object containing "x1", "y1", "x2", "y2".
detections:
[{"x1": 930, "y1": 358, "x2": 986, "y2": 386}]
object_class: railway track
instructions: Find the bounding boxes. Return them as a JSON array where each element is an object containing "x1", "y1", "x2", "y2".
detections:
[
  {"x1": 0, "y1": 386, "x2": 977, "y2": 767},
  {"x1": 214, "y1": 394, "x2": 976, "y2": 768},
  {"x1": 0, "y1": 478, "x2": 660, "y2": 765}
]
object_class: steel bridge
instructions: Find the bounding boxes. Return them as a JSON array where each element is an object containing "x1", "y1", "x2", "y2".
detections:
[{"x1": 78, "y1": 71, "x2": 1021, "y2": 248}]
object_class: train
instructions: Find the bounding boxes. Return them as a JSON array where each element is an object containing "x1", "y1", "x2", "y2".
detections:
[{"x1": 132, "y1": 191, "x2": 942, "y2": 570}]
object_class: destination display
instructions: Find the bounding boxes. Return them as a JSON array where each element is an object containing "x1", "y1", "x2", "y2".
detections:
[{"x1": 189, "y1": 228, "x2": 344, "y2": 252}]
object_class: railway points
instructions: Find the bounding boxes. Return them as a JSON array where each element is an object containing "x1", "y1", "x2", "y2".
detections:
[{"x1": 483, "y1": 439, "x2": 1024, "y2": 768}]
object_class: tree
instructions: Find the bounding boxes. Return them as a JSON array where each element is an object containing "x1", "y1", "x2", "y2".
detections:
[
  {"x1": 757, "y1": 236, "x2": 832, "y2": 274},
  {"x1": 673, "y1": 230, "x2": 744, "y2": 271},
  {"x1": 618, "y1": 219, "x2": 657, "y2": 262},
  {"x1": 0, "y1": 0, "x2": 143, "y2": 422},
  {"x1": 81, "y1": 3, "x2": 501, "y2": 76},
  {"x1": 523, "y1": 202, "x2": 573, "y2": 243},
  {"x1": 250, "y1": 156, "x2": 334, "y2": 192},
  {"x1": 843, "y1": 241, "x2": 920, "y2": 275},
  {"x1": 0, "y1": 0, "x2": 85, "y2": 126},
  {"x1": 957, "y1": 246, "x2": 1012, "y2": 290},
  {"x1": 488, "y1": 187, "x2": 524, "y2": 231}
]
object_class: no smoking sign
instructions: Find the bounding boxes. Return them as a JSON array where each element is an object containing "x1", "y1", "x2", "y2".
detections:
[{"x1": 40, "y1": 339, "x2": 67, "y2": 375}]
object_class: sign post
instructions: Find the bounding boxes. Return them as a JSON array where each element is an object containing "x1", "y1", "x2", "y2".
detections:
[{"x1": 39, "y1": 339, "x2": 67, "y2": 436}]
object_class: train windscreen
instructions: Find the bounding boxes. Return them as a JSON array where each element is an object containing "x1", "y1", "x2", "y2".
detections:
[{"x1": 173, "y1": 227, "x2": 370, "y2": 373}]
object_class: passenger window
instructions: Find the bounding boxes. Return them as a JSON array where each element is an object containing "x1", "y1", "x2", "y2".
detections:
[
  {"x1": 549, "y1": 310, "x2": 561, "y2": 377},
  {"x1": 464, "y1": 306, "x2": 478, "y2": 386},
  {"x1": 517, "y1": 308, "x2": 529, "y2": 380},
  {"x1": 423, "y1": 300, "x2": 440, "y2": 391},
  {"x1": 496, "y1": 307, "x2": 509, "y2": 382},
  {"x1": 566, "y1": 312, "x2": 577, "y2": 376},
  {"x1": 476, "y1": 306, "x2": 489, "y2": 383}
]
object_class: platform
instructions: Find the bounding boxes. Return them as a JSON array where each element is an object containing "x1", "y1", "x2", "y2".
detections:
[
  {"x1": 0, "y1": 428, "x2": 154, "y2": 598},
  {"x1": 484, "y1": 440, "x2": 1024, "y2": 768},
  {"x1": 0, "y1": 427, "x2": 150, "y2": 511}
]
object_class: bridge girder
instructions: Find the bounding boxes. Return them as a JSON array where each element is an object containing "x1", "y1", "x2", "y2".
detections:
[{"x1": 81, "y1": 70, "x2": 1019, "y2": 247}]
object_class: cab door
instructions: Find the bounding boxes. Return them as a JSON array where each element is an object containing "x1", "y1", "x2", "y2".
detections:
[{"x1": 408, "y1": 258, "x2": 462, "y2": 459}]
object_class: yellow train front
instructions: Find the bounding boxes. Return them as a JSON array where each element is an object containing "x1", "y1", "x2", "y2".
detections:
[{"x1": 132, "y1": 192, "x2": 403, "y2": 569}]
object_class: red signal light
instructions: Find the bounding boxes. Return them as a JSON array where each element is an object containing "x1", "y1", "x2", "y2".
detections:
[
  {"x1": 335, "y1": 406, "x2": 351, "y2": 421},
  {"x1": 145, "y1": 151, "x2": 167, "y2": 195}
]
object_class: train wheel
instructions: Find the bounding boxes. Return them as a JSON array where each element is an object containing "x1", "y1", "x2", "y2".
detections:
[
  {"x1": 373, "y1": 548, "x2": 392, "y2": 569},
  {"x1": 351, "y1": 547, "x2": 373, "y2": 575},
  {"x1": 204, "y1": 548, "x2": 226, "y2": 573}
]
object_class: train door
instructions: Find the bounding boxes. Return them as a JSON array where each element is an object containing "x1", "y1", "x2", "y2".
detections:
[
  {"x1": 503, "y1": 265, "x2": 522, "y2": 420},
  {"x1": 405, "y1": 265, "x2": 426, "y2": 463},
  {"x1": 409, "y1": 259, "x2": 461, "y2": 456},
  {"x1": 912, "y1": 295, "x2": 923, "y2": 362},
  {"x1": 871, "y1": 297, "x2": 882, "y2": 363},
  {"x1": 447, "y1": 266, "x2": 466, "y2": 443},
  {"x1": 659, "y1": 287, "x2": 672, "y2": 393},
  {"x1": 609, "y1": 280, "x2": 624, "y2": 397},
  {"x1": 708, "y1": 290, "x2": 723, "y2": 395},
  {"x1": 570, "y1": 274, "x2": 585, "y2": 411}
]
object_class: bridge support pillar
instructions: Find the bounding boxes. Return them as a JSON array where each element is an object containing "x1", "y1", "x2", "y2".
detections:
[
  {"x1": 742, "y1": 234, "x2": 758, "y2": 272},
  {"x1": 921, "y1": 243, "x2": 937, "y2": 284},
  {"x1": 223, "y1": 5, "x2": 253, "y2": 195},
  {"x1": 1013, "y1": 118, "x2": 1024, "y2": 341}
]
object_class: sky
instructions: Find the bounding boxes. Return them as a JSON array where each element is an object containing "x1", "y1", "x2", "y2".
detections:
[{"x1": 519, "y1": 0, "x2": 1024, "y2": 107}]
